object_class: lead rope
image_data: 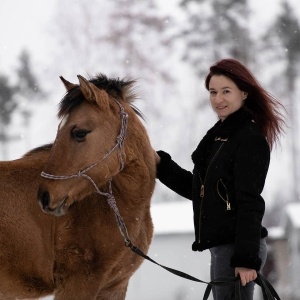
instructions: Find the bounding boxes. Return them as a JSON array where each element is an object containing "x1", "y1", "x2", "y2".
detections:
[{"x1": 79, "y1": 175, "x2": 130, "y2": 243}]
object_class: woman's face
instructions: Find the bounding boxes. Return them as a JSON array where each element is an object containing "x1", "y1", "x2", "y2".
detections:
[{"x1": 208, "y1": 75, "x2": 247, "y2": 121}]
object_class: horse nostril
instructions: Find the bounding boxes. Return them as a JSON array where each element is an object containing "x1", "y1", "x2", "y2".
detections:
[{"x1": 39, "y1": 191, "x2": 50, "y2": 209}]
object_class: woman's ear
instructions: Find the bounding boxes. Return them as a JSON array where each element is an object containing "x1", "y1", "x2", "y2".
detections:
[{"x1": 243, "y1": 92, "x2": 248, "y2": 100}]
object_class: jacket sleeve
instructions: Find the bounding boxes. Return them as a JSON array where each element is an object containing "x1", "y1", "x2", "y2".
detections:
[
  {"x1": 156, "y1": 150, "x2": 193, "y2": 200},
  {"x1": 230, "y1": 133, "x2": 270, "y2": 271}
]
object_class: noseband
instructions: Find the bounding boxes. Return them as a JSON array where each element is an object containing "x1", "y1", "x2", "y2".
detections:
[{"x1": 41, "y1": 98, "x2": 131, "y2": 243}]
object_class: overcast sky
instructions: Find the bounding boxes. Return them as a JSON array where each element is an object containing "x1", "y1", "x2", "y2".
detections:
[
  {"x1": 0, "y1": 0, "x2": 57, "y2": 73},
  {"x1": 0, "y1": 0, "x2": 299, "y2": 76}
]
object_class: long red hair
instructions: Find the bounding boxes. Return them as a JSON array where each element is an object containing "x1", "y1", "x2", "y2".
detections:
[{"x1": 205, "y1": 58, "x2": 285, "y2": 149}]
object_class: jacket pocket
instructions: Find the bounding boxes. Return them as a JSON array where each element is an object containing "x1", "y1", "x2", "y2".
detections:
[{"x1": 217, "y1": 179, "x2": 233, "y2": 211}]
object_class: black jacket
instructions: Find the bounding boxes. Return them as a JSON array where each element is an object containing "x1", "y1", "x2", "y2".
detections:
[{"x1": 156, "y1": 108, "x2": 269, "y2": 271}]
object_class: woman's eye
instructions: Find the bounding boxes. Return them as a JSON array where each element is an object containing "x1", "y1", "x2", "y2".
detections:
[{"x1": 71, "y1": 129, "x2": 91, "y2": 142}]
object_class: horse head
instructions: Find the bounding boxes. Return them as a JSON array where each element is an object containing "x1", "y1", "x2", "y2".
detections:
[{"x1": 38, "y1": 74, "x2": 145, "y2": 216}]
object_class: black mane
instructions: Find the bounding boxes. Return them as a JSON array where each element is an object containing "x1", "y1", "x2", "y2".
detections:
[{"x1": 58, "y1": 74, "x2": 143, "y2": 119}]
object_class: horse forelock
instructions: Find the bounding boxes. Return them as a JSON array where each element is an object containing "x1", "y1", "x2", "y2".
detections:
[{"x1": 58, "y1": 74, "x2": 142, "y2": 119}]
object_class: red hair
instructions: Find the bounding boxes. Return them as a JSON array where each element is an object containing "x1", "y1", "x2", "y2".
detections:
[{"x1": 205, "y1": 58, "x2": 285, "y2": 149}]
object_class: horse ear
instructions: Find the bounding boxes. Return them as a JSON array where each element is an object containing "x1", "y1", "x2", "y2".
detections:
[
  {"x1": 60, "y1": 76, "x2": 77, "y2": 91},
  {"x1": 77, "y1": 75, "x2": 109, "y2": 110}
]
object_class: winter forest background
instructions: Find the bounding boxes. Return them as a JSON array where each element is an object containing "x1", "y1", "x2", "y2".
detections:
[
  {"x1": 1, "y1": 0, "x2": 300, "y2": 228},
  {"x1": 0, "y1": 0, "x2": 300, "y2": 298}
]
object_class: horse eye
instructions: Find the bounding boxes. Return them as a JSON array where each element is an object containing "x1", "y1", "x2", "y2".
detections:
[{"x1": 71, "y1": 129, "x2": 91, "y2": 142}]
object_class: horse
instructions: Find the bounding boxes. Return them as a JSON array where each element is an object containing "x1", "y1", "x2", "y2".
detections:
[
  {"x1": 37, "y1": 74, "x2": 156, "y2": 299},
  {"x1": 0, "y1": 74, "x2": 156, "y2": 300},
  {"x1": 0, "y1": 144, "x2": 55, "y2": 299}
]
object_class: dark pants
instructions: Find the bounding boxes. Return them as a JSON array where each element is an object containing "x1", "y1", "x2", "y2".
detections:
[{"x1": 209, "y1": 239, "x2": 267, "y2": 300}]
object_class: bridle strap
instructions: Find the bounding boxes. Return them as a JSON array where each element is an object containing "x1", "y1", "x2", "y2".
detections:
[
  {"x1": 40, "y1": 98, "x2": 130, "y2": 242},
  {"x1": 41, "y1": 98, "x2": 128, "y2": 181}
]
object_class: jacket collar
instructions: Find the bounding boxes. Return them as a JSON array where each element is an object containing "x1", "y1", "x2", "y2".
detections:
[
  {"x1": 213, "y1": 108, "x2": 253, "y2": 140},
  {"x1": 191, "y1": 108, "x2": 253, "y2": 167}
]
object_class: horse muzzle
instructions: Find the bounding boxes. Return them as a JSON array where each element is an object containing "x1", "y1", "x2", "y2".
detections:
[{"x1": 38, "y1": 189, "x2": 68, "y2": 217}]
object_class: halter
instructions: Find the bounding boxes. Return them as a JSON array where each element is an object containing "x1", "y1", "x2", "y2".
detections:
[{"x1": 41, "y1": 98, "x2": 131, "y2": 244}]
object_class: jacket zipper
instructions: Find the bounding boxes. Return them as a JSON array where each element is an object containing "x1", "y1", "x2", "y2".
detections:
[
  {"x1": 197, "y1": 139, "x2": 227, "y2": 244},
  {"x1": 217, "y1": 179, "x2": 231, "y2": 211}
]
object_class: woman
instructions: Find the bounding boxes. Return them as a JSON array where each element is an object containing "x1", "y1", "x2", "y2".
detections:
[{"x1": 155, "y1": 58, "x2": 285, "y2": 299}]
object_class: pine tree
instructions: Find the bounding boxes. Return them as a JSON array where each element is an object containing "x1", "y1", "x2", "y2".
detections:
[
  {"x1": 16, "y1": 49, "x2": 42, "y2": 100},
  {"x1": 0, "y1": 74, "x2": 17, "y2": 158},
  {"x1": 179, "y1": 0, "x2": 252, "y2": 79},
  {"x1": 0, "y1": 75, "x2": 16, "y2": 127},
  {"x1": 15, "y1": 49, "x2": 44, "y2": 127},
  {"x1": 275, "y1": 1, "x2": 300, "y2": 91}
]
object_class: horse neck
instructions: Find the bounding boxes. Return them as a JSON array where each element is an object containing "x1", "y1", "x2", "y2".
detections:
[
  {"x1": 112, "y1": 115, "x2": 156, "y2": 200},
  {"x1": 125, "y1": 114, "x2": 154, "y2": 169}
]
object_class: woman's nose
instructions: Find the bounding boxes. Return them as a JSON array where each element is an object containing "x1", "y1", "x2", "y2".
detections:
[{"x1": 214, "y1": 92, "x2": 223, "y2": 103}]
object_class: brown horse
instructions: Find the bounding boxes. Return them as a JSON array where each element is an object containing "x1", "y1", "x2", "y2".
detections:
[
  {"x1": 38, "y1": 74, "x2": 156, "y2": 300},
  {"x1": 0, "y1": 74, "x2": 156, "y2": 300},
  {"x1": 0, "y1": 145, "x2": 55, "y2": 299}
]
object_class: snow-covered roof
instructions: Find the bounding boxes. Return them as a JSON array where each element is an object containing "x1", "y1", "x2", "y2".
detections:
[
  {"x1": 285, "y1": 202, "x2": 300, "y2": 228},
  {"x1": 151, "y1": 201, "x2": 194, "y2": 235},
  {"x1": 267, "y1": 226, "x2": 285, "y2": 239}
]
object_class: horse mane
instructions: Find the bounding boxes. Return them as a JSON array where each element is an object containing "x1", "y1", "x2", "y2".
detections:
[
  {"x1": 58, "y1": 74, "x2": 144, "y2": 119},
  {"x1": 23, "y1": 144, "x2": 53, "y2": 157}
]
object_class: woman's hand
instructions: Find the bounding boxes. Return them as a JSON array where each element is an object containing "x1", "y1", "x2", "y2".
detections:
[
  {"x1": 154, "y1": 150, "x2": 161, "y2": 165},
  {"x1": 235, "y1": 267, "x2": 257, "y2": 286}
]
